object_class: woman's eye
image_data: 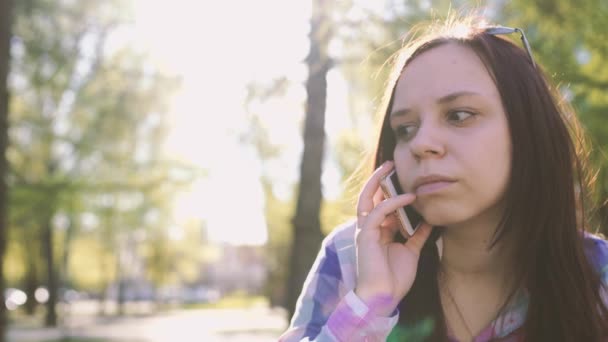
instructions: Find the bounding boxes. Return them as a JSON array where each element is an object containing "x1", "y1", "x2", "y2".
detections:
[
  {"x1": 393, "y1": 124, "x2": 418, "y2": 140},
  {"x1": 447, "y1": 110, "x2": 474, "y2": 123}
]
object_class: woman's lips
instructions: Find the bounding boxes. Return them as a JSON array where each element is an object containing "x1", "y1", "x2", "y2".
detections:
[{"x1": 415, "y1": 181, "x2": 455, "y2": 195}]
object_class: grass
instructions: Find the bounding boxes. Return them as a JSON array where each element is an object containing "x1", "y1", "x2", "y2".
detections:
[{"x1": 181, "y1": 291, "x2": 269, "y2": 310}]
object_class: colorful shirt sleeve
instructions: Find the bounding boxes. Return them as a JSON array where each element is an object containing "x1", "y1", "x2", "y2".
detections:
[
  {"x1": 582, "y1": 233, "x2": 608, "y2": 305},
  {"x1": 584, "y1": 233, "x2": 608, "y2": 281},
  {"x1": 278, "y1": 229, "x2": 399, "y2": 341}
]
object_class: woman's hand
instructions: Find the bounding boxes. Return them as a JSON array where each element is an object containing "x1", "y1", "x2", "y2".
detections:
[{"x1": 354, "y1": 160, "x2": 433, "y2": 317}]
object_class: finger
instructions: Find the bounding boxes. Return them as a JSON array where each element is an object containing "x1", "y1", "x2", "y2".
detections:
[
  {"x1": 379, "y1": 213, "x2": 400, "y2": 243},
  {"x1": 373, "y1": 187, "x2": 384, "y2": 207},
  {"x1": 373, "y1": 187, "x2": 394, "y2": 235},
  {"x1": 404, "y1": 223, "x2": 433, "y2": 255},
  {"x1": 375, "y1": 186, "x2": 396, "y2": 225},
  {"x1": 361, "y1": 193, "x2": 416, "y2": 231},
  {"x1": 357, "y1": 161, "x2": 394, "y2": 223},
  {"x1": 376, "y1": 186, "x2": 398, "y2": 236},
  {"x1": 382, "y1": 211, "x2": 399, "y2": 228}
]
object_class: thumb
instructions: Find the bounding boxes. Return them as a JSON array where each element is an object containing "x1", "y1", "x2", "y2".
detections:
[{"x1": 404, "y1": 223, "x2": 433, "y2": 256}]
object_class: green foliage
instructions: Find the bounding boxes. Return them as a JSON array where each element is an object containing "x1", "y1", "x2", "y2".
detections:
[
  {"x1": 321, "y1": 197, "x2": 357, "y2": 236},
  {"x1": 387, "y1": 317, "x2": 435, "y2": 342},
  {"x1": 260, "y1": 179, "x2": 294, "y2": 307},
  {"x1": 4, "y1": 0, "x2": 200, "y2": 315},
  {"x1": 182, "y1": 291, "x2": 268, "y2": 310},
  {"x1": 142, "y1": 219, "x2": 206, "y2": 289},
  {"x1": 3, "y1": 230, "x2": 27, "y2": 284},
  {"x1": 500, "y1": 0, "x2": 608, "y2": 229},
  {"x1": 68, "y1": 234, "x2": 116, "y2": 291}
]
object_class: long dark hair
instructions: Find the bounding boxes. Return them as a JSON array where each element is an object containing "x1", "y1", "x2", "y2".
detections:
[{"x1": 371, "y1": 18, "x2": 608, "y2": 341}]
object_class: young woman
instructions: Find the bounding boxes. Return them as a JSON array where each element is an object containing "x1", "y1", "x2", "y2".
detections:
[{"x1": 279, "y1": 16, "x2": 608, "y2": 342}]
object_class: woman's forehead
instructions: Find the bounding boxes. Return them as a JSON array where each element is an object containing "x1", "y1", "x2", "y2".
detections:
[{"x1": 393, "y1": 43, "x2": 499, "y2": 106}]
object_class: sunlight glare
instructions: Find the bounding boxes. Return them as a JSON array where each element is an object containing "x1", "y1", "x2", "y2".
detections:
[{"x1": 131, "y1": 0, "x2": 312, "y2": 245}]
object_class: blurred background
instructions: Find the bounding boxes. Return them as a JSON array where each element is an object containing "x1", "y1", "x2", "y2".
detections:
[{"x1": 0, "y1": 0, "x2": 606, "y2": 341}]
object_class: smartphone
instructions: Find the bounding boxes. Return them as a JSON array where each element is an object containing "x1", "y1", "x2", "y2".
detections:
[{"x1": 379, "y1": 169, "x2": 423, "y2": 238}]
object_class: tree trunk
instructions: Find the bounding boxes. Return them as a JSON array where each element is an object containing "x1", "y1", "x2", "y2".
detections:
[
  {"x1": 60, "y1": 212, "x2": 75, "y2": 292},
  {"x1": 23, "y1": 259, "x2": 38, "y2": 315},
  {"x1": 42, "y1": 214, "x2": 58, "y2": 326},
  {"x1": 0, "y1": 0, "x2": 13, "y2": 340},
  {"x1": 97, "y1": 283, "x2": 108, "y2": 316},
  {"x1": 285, "y1": 0, "x2": 333, "y2": 320},
  {"x1": 116, "y1": 255, "x2": 126, "y2": 316}
]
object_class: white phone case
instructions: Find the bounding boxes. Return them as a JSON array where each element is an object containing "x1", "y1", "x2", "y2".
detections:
[{"x1": 379, "y1": 169, "x2": 419, "y2": 237}]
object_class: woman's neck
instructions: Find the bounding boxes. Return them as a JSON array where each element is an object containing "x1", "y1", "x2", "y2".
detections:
[
  {"x1": 437, "y1": 210, "x2": 518, "y2": 340},
  {"x1": 439, "y1": 208, "x2": 515, "y2": 283}
]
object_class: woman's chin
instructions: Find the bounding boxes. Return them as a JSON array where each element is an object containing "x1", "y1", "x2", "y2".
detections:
[
  {"x1": 415, "y1": 203, "x2": 470, "y2": 227},
  {"x1": 419, "y1": 213, "x2": 463, "y2": 227}
]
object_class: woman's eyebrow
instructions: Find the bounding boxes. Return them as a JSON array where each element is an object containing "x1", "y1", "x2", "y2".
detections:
[
  {"x1": 437, "y1": 90, "x2": 481, "y2": 104},
  {"x1": 390, "y1": 90, "x2": 483, "y2": 119}
]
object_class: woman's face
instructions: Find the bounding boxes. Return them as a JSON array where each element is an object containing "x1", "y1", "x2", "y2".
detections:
[{"x1": 390, "y1": 43, "x2": 512, "y2": 227}]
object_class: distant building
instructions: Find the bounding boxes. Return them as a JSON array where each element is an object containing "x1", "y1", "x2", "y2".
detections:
[{"x1": 206, "y1": 243, "x2": 268, "y2": 295}]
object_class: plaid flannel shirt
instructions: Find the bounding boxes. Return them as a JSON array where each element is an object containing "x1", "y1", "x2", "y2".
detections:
[{"x1": 278, "y1": 220, "x2": 608, "y2": 342}]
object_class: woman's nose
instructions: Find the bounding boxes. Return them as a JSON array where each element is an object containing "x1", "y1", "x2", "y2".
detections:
[{"x1": 408, "y1": 120, "x2": 446, "y2": 159}]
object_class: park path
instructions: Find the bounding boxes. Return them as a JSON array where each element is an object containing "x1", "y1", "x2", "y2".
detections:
[{"x1": 8, "y1": 303, "x2": 288, "y2": 342}]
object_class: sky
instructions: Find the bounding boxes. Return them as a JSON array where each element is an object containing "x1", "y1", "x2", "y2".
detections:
[{"x1": 129, "y1": 0, "x2": 357, "y2": 245}]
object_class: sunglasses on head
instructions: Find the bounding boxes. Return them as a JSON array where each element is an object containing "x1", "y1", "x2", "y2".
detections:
[{"x1": 483, "y1": 26, "x2": 536, "y2": 69}]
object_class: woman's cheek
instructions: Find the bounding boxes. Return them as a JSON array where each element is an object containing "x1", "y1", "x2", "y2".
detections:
[{"x1": 393, "y1": 147, "x2": 414, "y2": 192}]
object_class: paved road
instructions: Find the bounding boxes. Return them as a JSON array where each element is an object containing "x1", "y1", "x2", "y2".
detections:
[{"x1": 8, "y1": 304, "x2": 288, "y2": 342}]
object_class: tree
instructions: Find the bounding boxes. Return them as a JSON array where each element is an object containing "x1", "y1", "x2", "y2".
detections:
[
  {"x1": 285, "y1": 0, "x2": 334, "y2": 319},
  {"x1": 8, "y1": 0, "x2": 184, "y2": 325},
  {"x1": 0, "y1": 0, "x2": 13, "y2": 339}
]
